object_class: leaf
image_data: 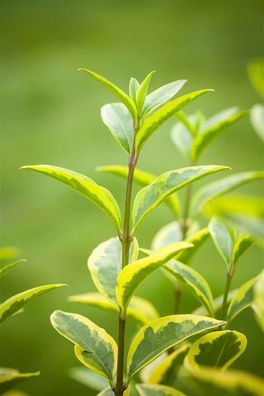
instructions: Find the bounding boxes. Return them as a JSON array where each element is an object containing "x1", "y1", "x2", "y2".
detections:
[
  {"x1": 227, "y1": 276, "x2": 258, "y2": 321},
  {"x1": 101, "y1": 103, "x2": 134, "y2": 153},
  {"x1": 184, "y1": 330, "x2": 247, "y2": 372},
  {"x1": 0, "y1": 247, "x2": 19, "y2": 263},
  {"x1": 69, "y1": 292, "x2": 159, "y2": 324},
  {"x1": 191, "y1": 171, "x2": 264, "y2": 215},
  {"x1": 87, "y1": 237, "x2": 138, "y2": 304},
  {"x1": 69, "y1": 367, "x2": 108, "y2": 391},
  {"x1": 250, "y1": 104, "x2": 264, "y2": 142},
  {"x1": 192, "y1": 290, "x2": 237, "y2": 316},
  {"x1": 50, "y1": 310, "x2": 117, "y2": 381},
  {"x1": 132, "y1": 165, "x2": 229, "y2": 230},
  {"x1": 184, "y1": 367, "x2": 264, "y2": 396},
  {"x1": 79, "y1": 68, "x2": 137, "y2": 119},
  {"x1": 232, "y1": 234, "x2": 254, "y2": 264},
  {"x1": 175, "y1": 228, "x2": 209, "y2": 264},
  {"x1": 147, "y1": 344, "x2": 190, "y2": 385},
  {"x1": 0, "y1": 284, "x2": 66, "y2": 324},
  {"x1": 0, "y1": 369, "x2": 39, "y2": 394},
  {"x1": 97, "y1": 165, "x2": 180, "y2": 217},
  {"x1": 127, "y1": 314, "x2": 224, "y2": 377},
  {"x1": 164, "y1": 260, "x2": 214, "y2": 316},
  {"x1": 171, "y1": 121, "x2": 193, "y2": 161},
  {"x1": 224, "y1": 214, "x2": 264, "y2": 241},
  {"x1": 209, "y1": 217, "x2": 233, "y2": 267},
  {"x1": 152, "y1": 222, "x2": 183, "y2": 250},
  {"x1": 253, "y1": 272, "x2": 264, "y2": 331},
  {"x1": 116, "y1": 241, "x2": 192, "y2": 312},
  {"x1": 136, "y1": 89, "x2": 213, "y2": 151},
  {"x1": 0, "y1": 259, "x2": 26, "y2": 279},
  {"x1": 137, "y1": 71, "x2": 155, "y2": 113},
  {"x1": 129, "y1": 77, "x2": 140, "y2": 103},
  {"x1": 21, "y1": 165, "x2": 122, "y2": 231},
  {"x1": 97, "y1": 388, "x2": 115, "y2": 396},
  {"x1": 191, "y1": 108, "x2": 247, "y2": 161},
  {"x1": 143, "y1": 80, "x2": 187, "y2": 116},
  {"x1": 248, "y1": 58, "x2": 264, "y2": 97},
  {"x1": 136, "y1": 384, "x2": 185, "y2": 396}
]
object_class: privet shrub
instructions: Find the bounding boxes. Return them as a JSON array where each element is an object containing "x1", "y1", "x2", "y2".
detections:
[{"x1": 22, "y1": 69, "x2": 264, "y2": 396}]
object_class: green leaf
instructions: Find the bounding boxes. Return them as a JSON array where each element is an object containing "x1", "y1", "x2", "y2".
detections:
[
  {"x1": 136, "y1": 384, "x2": 185, "y2": 396},
  {"x1": 116, "y1": 241, "x2": 192, "y2": 312},
  {"x1": 69, "y1": 292, "x2": 159, "y2": 324},
  {"x1": 127, "y1": 314, "x2": 224, "y2": 378},
  {"x1": 0, "y1": 247, "x2": 19, "y2": 263},
  {"x1": 227, "y1": 276, "x2": 258, "y2": 321},
  {"x1": 147, "y1": 344, "x2": 190, "y2": 385},
  {"x1": 184, "y1": 330, "x2": 247, "y2": 372},
  {"x1": 132, "y1": 165, "x2": 229, "y2": 231},
  {"x1": 136, "y1": 89, "x2": 213, "y2": 151},
  {"x1": 0, "y1": 259, "x2": 26, "y2": 279},
  {"x1": 253, "y1": 272, "x2": 264, "y2": 331},
  {"x1": 250, "y1": 104, "x2": 264, "y2": 142},
  {"x1": 184, "y1": 367, "x2": 264, "y2": 396},
  {"x1": 97, "y1": 165, "x2": 180, "y2": 217},
  {"x1": 69, "y1": 367, "x2": 108, "y2": 391},
  {"x1": 137, "y1": 71, "x2": 155, "y2": 113},
  {"x1": 191, "y1": 108, "x2": 247, "y2": 161},
  {"x1": 0, "y1": 284, "x2": 65, "y2": 324},
  {"x1": 101, "y1": 103, "x2": 134, "y2": 153},
  {"x1": 248, "y1": 58, "x2": 264, "y2": 97},
  {"x1": 87, "y1": 237, "x2": 138, "y2": 304},
  {"x1": 0, "y1": 369, "x2": 39, "y2": 394},
  {"x1": 143, "y1": 80, "x2": 187, "y2": 116},
  {"x1": 175, "y1": 228, "x2": 209, "y2": 264},
  {"x1": 79, "y1": 68, "x2": 137, "y2": 119},
  {"x1": 209, "y1": 217, "x2": 233, "y2": 267},
  {"x1": 129, "y1": 77, "x2": 140, "y2": 103},
  {"x1": 50, "y1": 310, "x2": 117, "y2": 381},
  {"x1": 21, "y1": 165, "x2": 122, "y2": 231},
  {"x1": 232, "y1": 234, "x2": 254, "y2": 264},
  {"x1": 171, "y1": 121, "x2": 193, "y2": 161},
  {"x1": 191, "y1": 171, "x2": 264, "y2": 215}
]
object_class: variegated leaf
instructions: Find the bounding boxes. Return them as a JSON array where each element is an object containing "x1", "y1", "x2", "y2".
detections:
[
  {"x1": 0, "y1": 368, "x2": 39, "y2": 394},
  {"x1": 227, "y1": 276, "x2": 258, "y2": 322},
  {"x1": 69, "y1": 367, "x2": 108, "y2": 391},
  {"x1": 232, "y1": 234, "x2": 254, "y2": 264},
  {"x1": 21, "y1": 165, "x2": 122, "y2": 231},
  {"x1": 0, "y1": 284, "x2": 65, "y2": 324},
  {"x1": 50, "y1": 310, "x2": 117, "y2": 381},
  {"x1": 253, "y1": 272, "x2": 264, "y2": 331},
  {"x1": 209, "y1": 217, "x2": 233, "y2": 267},
  {"x1": 132, "y1": 165, "x2": 229, "y2": 230},
  {"x1": 136, "y1": 384, "x2": 186, "y2": 396},
  {"x1": 0, "y1": 259, "x2": 26, "y2": 279},
  {"x1": 127, "y1": 314, "x2": 224, "y2": 377},
  {"x1": 116, "y1": 242, "x2": 192, "y2": 312},
  {"x1": 250, "y1": 104, "x2": 264, "y2": 142},
  {"x1": 184, "y1": 330, "x2": 247, "y2": 372}
]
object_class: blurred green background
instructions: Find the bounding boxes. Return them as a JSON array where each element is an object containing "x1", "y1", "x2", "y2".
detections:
[{"x1": 1, "y1": 1, "x2": 264, "y2": 395}]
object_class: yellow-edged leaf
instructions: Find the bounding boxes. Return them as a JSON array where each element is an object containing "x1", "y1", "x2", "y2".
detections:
[
  {"x1": 253, "y1": 272, "x2": 264, "y2": 331},
  {"x1": 0, "y1": 259, "x2": 26, "y2": 279},
  {"x1": 136, "y1": 384, "x2": 186, "y2": 396},
  {"x1": 69, "y1": 367, "x2": 108, "y2": 391},
  {"x1": 227, "y1": 276, "x2": 258, "y2": 321},
  {"x1": 127, "y1": 314, "x2": 224, "y2": 378},
  {"x1": 50, "y1": 310, "x2": 117, "y2": 381},
  {"x1": 116, "y1": 241, "x2": 192, "y2": 312},
  {"x1": 0, "y1": 368, "x2": 39, "y2": 394},
  {"x1": 0, "y1": 284, "x2": 66, "y2": 324}
]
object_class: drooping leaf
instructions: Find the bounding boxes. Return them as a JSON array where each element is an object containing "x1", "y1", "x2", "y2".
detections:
[
  {"x1": 136, "y1": 383, "x2": 186, "y2": 396},
  {"x1": 0, "y1": 247, "x2": 19, "y2": 263},
  {"x1": 227, "y1": 276, "x2": 258, "y2": 322},
  {"x1": 253, "y1": 272, "x2": 264, "y2": 331},
  {"x1": 127, "y1": 314, "x2": 224, "y2": 378},
  {"x1": 132, "y1": 165, "x2": 228, "y2": 231},
  {"x1": 69, "y1": 367, "x2": 108, "y2": 391},
  {"x1": 250, "y1": 104, "x2": 264, "y2": 142},
  {"x1": 0, "y1": 284, "x2": 65, "y2": 324},
  {"x1": 0, "y1": 369, "x2": 39, "y2": 394},
  {"x1": 97, "y1": 165, "x2": 180, "y2": 217},
  {"x1": 136, "y1": 89, "x2": 213, "y2": 151},
  {"x1": 79, "y1": 68, "x2": 137, "y2": 119},
  {"x1": 209, "y1": 217, "x2": 233, "y2": 267},
  {"x1": 116, "y1": 241, "x2": 192, "y2": 312},
  {"x1": 143, "y1": 80, "x2": 187, "y2": 116},
  {"x1": 191, "y1": 108, "x2": 247, "y2": 161},
  {"x1": 232, "y1": 234, "x2": 254, "y2": 264},
  {"x1": 87, "y1": 237, "x2": 138, "y2": 304},
  {"x1": 147, "y1": 344, "x2": 190, "y2": 385},
  {"x1": 0, "y1": 259, "x2": 26, "y2": 279},
  {"x1": 137, "y1": 71, "x2": 155, "y2": 113},
  {"x1": 248, "y1": 58, "x2": 264, "y2": 97},
  {"x1": 184, "y1": 367, "x2": 264, "y2": 396},
  {"x1": 184, "y1": 330, "x2": 247, "y2": 372},
  {"x1": 50, "y1": 310, "x2": 117, "y2": 381},
  {"x1": 191, "y1": 171, "x2": 264, "y2": 215},
  {"x1": 101, "y1": 103, "x2": 134, "y2": 153},
  {"x1": 21, "y1": 165, "x2": 122, "y2": 231},
  {"x1": 69, "y1": 292, "x2": 159, "y2": 324}
]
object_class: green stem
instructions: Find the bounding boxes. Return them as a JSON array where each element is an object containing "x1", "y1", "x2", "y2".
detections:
[
  {"x1": 115, "y1": 129, "x2": 138, "y2": 396},
  {"x1": 221, "y1": 263, "x2": 234, "y2": 321}
]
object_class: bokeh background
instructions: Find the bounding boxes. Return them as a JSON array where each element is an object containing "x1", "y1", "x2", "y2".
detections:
[{"x1": 1, "y1": 1, "x2": 264, "y2": 395}]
